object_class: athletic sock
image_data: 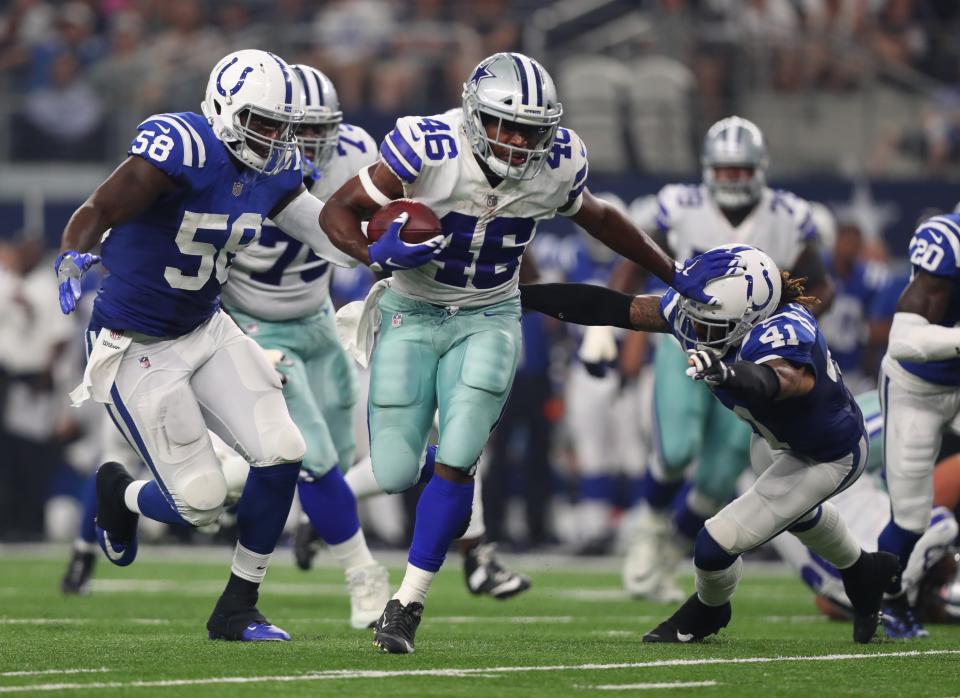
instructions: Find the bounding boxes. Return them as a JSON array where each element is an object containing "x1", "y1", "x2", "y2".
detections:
[
  {"x1": 131, "y1": 480, "x2": 188, "y2": 525},
  {"x1": 393, "y1": 562, "x2": 436, "y2": 606},
  {"x1": 878, "y1": 518, "x2": 923, "y2": 594},
  {"x1": 790, "y1": 503, "x2": 860, "y2": 570},
  {"x1": 79, "y1": 473, "x2": 98, "y2": 544},
  {"x1": 638, "y1": 469, "x2": 684, "y2": 510},
  {"x1": 236, "y1": 461, "x2": 300, "y2": 554},
  {"x1": 297, "y1": 468, "x2": 360, "y2": 545},
  {"x1": 329, "y1": 528, "x2": 376, "y2": 573}
]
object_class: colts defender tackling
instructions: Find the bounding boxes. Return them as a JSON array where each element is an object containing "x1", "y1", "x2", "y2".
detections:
[
  {"x1": 522, "y1": 244, "x2": 900, "y2": 644},
  {"x1": 320, "y1": 51, "x2": 740, "y2": 653}
]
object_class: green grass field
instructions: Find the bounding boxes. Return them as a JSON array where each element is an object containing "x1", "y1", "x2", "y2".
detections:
[{"x1": 1, "y1": 546, "x2": 959, "y2": 696}]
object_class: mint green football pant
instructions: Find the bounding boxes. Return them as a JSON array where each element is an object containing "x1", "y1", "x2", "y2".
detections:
[
  {"x1": 368, "y1": 289, "x2": 522, "y2": 494},
  {"x1": 227, "y1": 299, "x2": 358, "y2": 477},
  {"x1": 652, "y1": 338, "x2": 752, "y2": 507}
]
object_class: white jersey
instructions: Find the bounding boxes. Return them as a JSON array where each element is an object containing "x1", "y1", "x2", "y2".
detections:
[
  {"x1": 770, "y1": 474, "x2": 958, "y2": 607},
  {"x1": 222, "y1": 124, "x2": 377, "y2": 320},
  {"x1": 636, "y1": 184, "x2": 817, "y2": 271},
  {"x1": 377, "y1": 110, "x2": 589, "y2": 306}
]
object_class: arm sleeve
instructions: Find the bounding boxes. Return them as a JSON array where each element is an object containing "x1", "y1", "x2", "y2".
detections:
[
  {"x1": 888, "y1": 311, "x2": 960, "y2": 363},
  {"x1": 557, "y1": 129, "x2": 589, "y2": 217},
  {"x1": 908, "y1": 215, "x2": 960, "y2": 278},
  {"x1": 129, "y1": 114, "x2": 200, "y2": 181},
  {"x1": 378, "y1": 116, "x2": 428, "y2": 185},
  {"x1": 519, "y1": 283, "x2": 635, "y2": 329},
  {"x1": 272, "y1": 190, "x2": 358, "y2": 268},
  {"x1": 739, "y1": 311, "x2": 817, "y2": 369}
]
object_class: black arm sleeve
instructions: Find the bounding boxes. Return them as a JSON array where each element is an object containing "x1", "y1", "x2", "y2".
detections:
[
  {"x1": 725, "y1": 361, "x2": 781, "y2": 403},
  {"x1": 519, "y1": 283, "x2": 635, "y2": 329}
]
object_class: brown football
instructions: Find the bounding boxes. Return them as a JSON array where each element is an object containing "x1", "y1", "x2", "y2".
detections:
[{"x1": 367, "y1": 199, "x2": 443, "y2": 244}]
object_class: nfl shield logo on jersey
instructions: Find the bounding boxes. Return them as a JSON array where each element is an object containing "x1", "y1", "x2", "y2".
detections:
[
  {"x1": 392, "y1": 313, "x2": 403, "y2": 328},
  {"x1": 486, "y1": 194, "x2": 498, "y2": 208},
  {"x1": 138, "y1": 356, "x2": 151, "y2": 369},
  {"x1": 232, "y1": 181, "x2": 243, "y2": 197},
  {"x1": 110, "y1": 330, "x2": 123, "y2": 340}
]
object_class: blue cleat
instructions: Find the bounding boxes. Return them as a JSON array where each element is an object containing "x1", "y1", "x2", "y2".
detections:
[
  {"x1": 882, "y1": 596, "x2": 929, "y2": 639},
  {"x1": 95, "y1": 463, "x2": 140, "y2": 567},
  {"x1": 208, "y1": 621, "x2": 291, "y2": 642}
]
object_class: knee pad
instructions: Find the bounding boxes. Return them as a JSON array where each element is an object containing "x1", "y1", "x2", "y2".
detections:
[
  {"x1": 173, "y1": 468, "x2": 228, "y2": 526},
  {"x1": 702, "y1": 514, "x2": 743, "y2": 560},
  {"x1": 249, "y1": 392, "x2": 306, "y2": 465},
  {"x1": 694, "y1": 527, "x2": 739, "y2": 571},
  {"x1": 370, "y1": 438, "x2": 422, "y2": 494}
]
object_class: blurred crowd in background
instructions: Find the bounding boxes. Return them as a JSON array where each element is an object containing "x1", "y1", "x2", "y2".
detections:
[{"x1": 1, "y1": 0, "x2": 960, "y2": 553}]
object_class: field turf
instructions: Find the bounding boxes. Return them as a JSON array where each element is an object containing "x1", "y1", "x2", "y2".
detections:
[{"x1": 1, "y1": 545, "x2": 959, "y2": 696}]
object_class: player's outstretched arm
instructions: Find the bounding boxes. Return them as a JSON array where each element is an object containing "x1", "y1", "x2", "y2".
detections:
[
  {"x1": 888, "y1": 271, "x2": 960, "y2": 363},
  {"x1": 318, "y1": 163, "x2": 405, "y2": 265},
  {"x1": 519, "y1": 282, "x2": 668, "y2": 333},
  {"x1": 270, "y1": 185, "x2": 357, "y2": 268},
  {"x1": 570, "y1": 190, "x2": 743, "y2": 306},
  {"x1": 59, "y1": 156, "x2": 175, "y2": 254}
]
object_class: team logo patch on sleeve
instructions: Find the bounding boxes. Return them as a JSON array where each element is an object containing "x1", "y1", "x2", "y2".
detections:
[{"x1": 138, "y1": 356, "x2": 151, "y2": 369}]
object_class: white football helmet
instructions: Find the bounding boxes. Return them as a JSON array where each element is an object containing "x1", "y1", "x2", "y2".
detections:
[
  {"x1": 702, "y1": 116, "x2": 768, "y2": 209},
  {"x1": 676, "y1": 244, "x2": 782, "y2": 356},
  {"x1": 290, "y1": 64, "x2": 342, "y2": 177},
  {"x1": 201, "y1": 50, "x2": 304, "y2": 176},
  {"x1": 462, "y1": 52, "x2": 562, "y2": 181}
]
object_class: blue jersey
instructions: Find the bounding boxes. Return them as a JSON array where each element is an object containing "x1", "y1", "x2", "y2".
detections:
[
  {"x1": 896, "y1": 214, "x2": 960, "y2": 386},
  {"x1": 660, "y1": 291, "x2": 864, "y2": 461},
  {"x1": 818, "y1": 260, "x2": 888, "y2": 372},
  {"x1": 92, "y1": 112, "x2": 303, "y2": 337}
]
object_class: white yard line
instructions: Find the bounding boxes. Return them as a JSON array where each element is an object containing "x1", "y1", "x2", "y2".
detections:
[
  {"x1": 89, "y1": 580, "x2": 344, "y2": 595},
  {"x1": 588, "y1": 681, "x2": 719, "y2": 690},
  {"x1": 1, "y1": 650, "x2": 957, "y2": 693},
  {"x1": 0, "y1": 670, "x2": 108, "y2": 678}
]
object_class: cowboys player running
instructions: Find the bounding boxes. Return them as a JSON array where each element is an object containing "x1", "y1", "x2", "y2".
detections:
[
  {"x1": 54, "y1": 50, "x2": 439, "y2": 641},
  {"x1": 221, "y1": 64, "x2": 390, "y2": 630},
  {"x1": 877, "y1": 212, "x2": 960, "y2": 636},
  {"x1": 319, "y1": 51, "x2": 740, "y2": 653},
  {"x1": 522, "y1": 244, "x2": 899, "y2": 644},
  {"x1": 615, "y1": 117, "x2": 834, "y2": 602}
]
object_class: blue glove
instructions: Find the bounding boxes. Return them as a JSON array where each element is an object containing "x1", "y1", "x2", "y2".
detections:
[
  {"x1": 55, "y1": 250, "x2": 100, "y2": 314},
  {"x1": 368, "y1": 212, "x2": 445, "y2": 273},
  {"x1": 670, "y1": 250, "x2": 745, "y2": 306}
]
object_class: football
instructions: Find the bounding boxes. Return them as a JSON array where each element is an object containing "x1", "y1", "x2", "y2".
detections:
[{"x1": 366, "y1": 198, "x2": 443, "y2": 244}]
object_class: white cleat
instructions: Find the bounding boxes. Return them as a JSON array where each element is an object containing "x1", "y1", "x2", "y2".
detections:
[
  {"x1": 622, "y1": 505, "x2": 686, "y2": 603},
  {"x1": 347, "y1": 562, "x2": 390, "y2": 630}
]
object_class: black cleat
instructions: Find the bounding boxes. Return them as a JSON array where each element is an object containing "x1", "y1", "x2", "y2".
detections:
[
  {"x1": 95, "y1": 463, "x2": 140, "y2": 566},
  {"x1": 293, "y1": 517, "x2": 321, "y2": 572},
  {"x1": 60, "y1": 549, "x2": 96, "y2": 595},
  {"x1": 464, "y1": 543, "x2": 531, "y2": 600},
  {"x1": 373, "y1": 599, "x2": 423, "y2": 654},
  {"x1": 206, "y1": 591, "x2": 290, "y2": 642},
  {"x1": 841, "y1": 551, "x2": 901, "y2": 644},
  {"x1": 643, "y1": 593, "x2": 731, "y2": 643}
]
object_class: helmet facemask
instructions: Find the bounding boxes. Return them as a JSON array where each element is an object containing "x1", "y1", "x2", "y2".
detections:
[
  {"x1": 298, "y1": 115, "x2": 341, "y2": 178},
  {"x1": 228, "y1": 105, "x2": 302, "y2": 176},
  {"x1": 463, "y1": 99, "x2": 559, "y2": 180},
  {"x1": 701, "y1": 116, "x2": 768, "y2": 209},
  {"x1": 676, "y1": 302, "x2": 751, "y2": 357},
  {"x1": 703, "y1": 165, "x2": 766, "y2": 209}
]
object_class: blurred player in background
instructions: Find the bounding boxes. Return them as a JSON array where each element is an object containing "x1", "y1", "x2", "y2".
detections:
[
  {"x1": 771, "y1": 389, "x2": 959, "y2": 636},
  {"x1": 522, "y1": 244, "x2": 899, "y2": 644},
  {"x1": 817, "y1": 221, "x2": 890, "y2": 394},
  {"x1": 320, "y1": 51, "x2": 741, "y2": 653},
  {"x1": 613, "y1": 117, "x2": 834, "y2": 602},
  {"x1": 878, "y1": 211, "x2": 960, "y2": 638},
  {"x1": 221, "y1": 64, "x2": 389, "y2": 630},
  {"x1": 53, "y1": 49, "x2": 438, "y2": 641}
]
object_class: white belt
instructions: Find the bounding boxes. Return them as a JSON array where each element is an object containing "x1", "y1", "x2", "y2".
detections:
[{"x1": 69, "y1": 328, "x2": 133, "y2": 407}]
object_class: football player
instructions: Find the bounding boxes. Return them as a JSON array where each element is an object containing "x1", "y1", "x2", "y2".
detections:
[
  {"x1": 54, "y1": 50, "x2": 439, "y2": 641},
  {"x1": 770, "y1": 390, "x2": 959, "y2": 637},
  {"x1": 614, "y1": 117, "x2": 834, "y2": 602},
  {"x1": 318, "y1": 51, "x2": 742, "y2": 653},
  {"x1": 221, "y1": 64, "x2": 389, "y2": 630},
  {"x1": 877, "y1": 212, "x2": 960, "y2": 637},
  {"x1": 521, "y1": 245, "x2": 899, "y2": 644}
]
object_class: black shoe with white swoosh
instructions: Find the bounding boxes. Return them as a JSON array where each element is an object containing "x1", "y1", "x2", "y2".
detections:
[
  {"x1": 464, "y1": 543, "x2": 531, "y2": 600},
  {"x1": 94, "y1": 462, "x2": 140, "y2": 567},
  {"x1": 642, "y1": 593, "x2": 731, "y2": 643},
  {"x1": 373, "y1": 599, "x2": 423, "y2": 654}
]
